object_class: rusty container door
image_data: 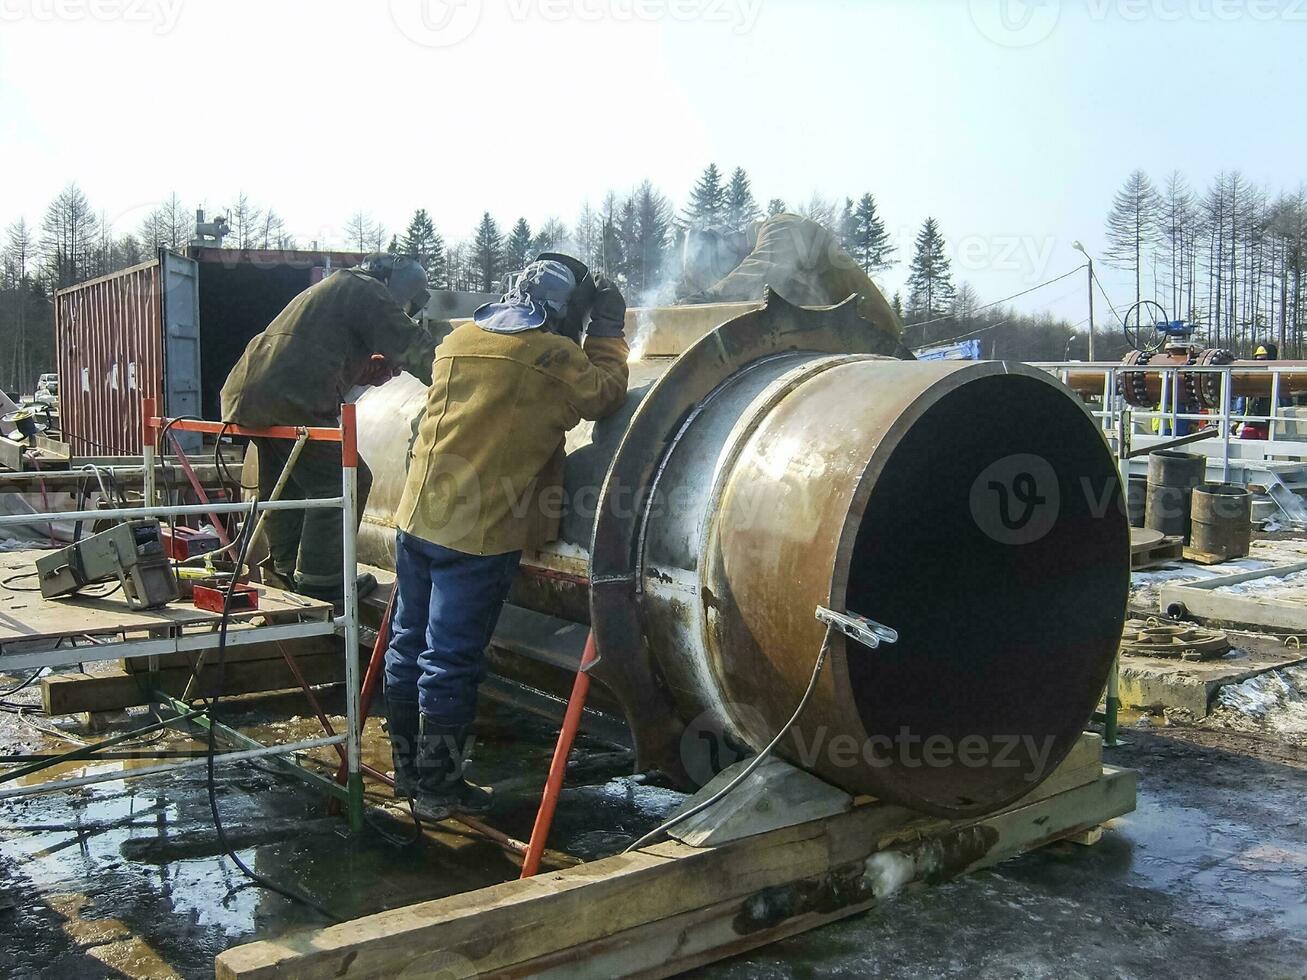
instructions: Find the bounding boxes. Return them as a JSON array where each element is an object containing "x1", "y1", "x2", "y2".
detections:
[
  {"x1": 55, "y1": 259, "x2": 164, "y2": 456},
  {"x1": 160, "y1": 250, "x2": 202, "y2": 453}
]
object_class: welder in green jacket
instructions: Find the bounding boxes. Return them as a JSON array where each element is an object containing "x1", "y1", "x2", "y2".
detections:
[{"x1": 220, "y1": 255, "x2": 436, "y2": 606}]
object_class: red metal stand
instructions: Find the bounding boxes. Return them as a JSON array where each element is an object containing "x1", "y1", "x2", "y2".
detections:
[{"x1": 520, "y1": 631, "x2": 599, "y2": 879}]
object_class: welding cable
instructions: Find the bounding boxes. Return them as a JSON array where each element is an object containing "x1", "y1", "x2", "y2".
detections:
[
  {"x1": 621, "y1": 624, "x2": 837, "y2": 854},
  {"x1": 203, "y1": 495, "x2": 341, "y2": 923},
  {"x1": 0, "y1": 667, "x2": 46, "y2": 698}
]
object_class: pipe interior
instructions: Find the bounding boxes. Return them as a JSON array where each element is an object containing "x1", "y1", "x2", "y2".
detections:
[{"x1": 844, "y1": 374, "x2": 1128, "y2": 812}]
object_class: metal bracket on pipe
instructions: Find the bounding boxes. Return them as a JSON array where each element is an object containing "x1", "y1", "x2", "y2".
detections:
[{"x1": 815, "y1": 606, "x2": 898, "y2": 650}]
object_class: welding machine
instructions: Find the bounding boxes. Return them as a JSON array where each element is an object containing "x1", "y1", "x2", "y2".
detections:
[{"x1": 35, "y1": 519, "x2": 180, "y2": 610}]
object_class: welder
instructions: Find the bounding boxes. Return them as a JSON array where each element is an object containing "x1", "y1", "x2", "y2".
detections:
[
  {"x1": 383, "y1": 255, "x2": 629, "y2": 820},
  {"x1": 220, "y1": 254, "x2": 435, "y2": 607},
  {"x1": 681, "y1": 211, "x2": 903, "y2": 348}
]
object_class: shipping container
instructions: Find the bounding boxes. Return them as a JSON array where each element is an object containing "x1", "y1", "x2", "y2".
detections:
[{"x1": 55, "y1": 247, "x2": 493, "y2": 455}]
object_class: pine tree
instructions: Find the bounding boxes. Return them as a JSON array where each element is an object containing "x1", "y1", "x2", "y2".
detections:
[
  {"x1": 505, "y1": 217, "x2": 533, "y2": 271},
  {"x1": 844, "y1": 193, "x2": 896, "y2": 273},
  {"x1": 472, "y1": 212, "x2": 504, "y2": 292},
  {"x1": 684, "y1": 163, "x2": 727, "y2": 230},
  {"x1": 766, "y1": 198, "x2": 787, "y2": 218},
  {"x1": 905, "y1": 217, "x2": 954, "y2": 324},
  {"x1": 1104, "y1": 169, "x2": 1161, "y2": 312},
  {"x1": 620, "y1": 181, "x2": 674, "y2": 297},
  {"x1": 724, "y1": 167, "x2": 761, "y2": 233},
  {"x1": 400, "y1": 209, "x2": 446, "y2": 287}
]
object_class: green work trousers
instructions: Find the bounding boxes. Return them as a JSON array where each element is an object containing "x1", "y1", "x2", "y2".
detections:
[{"x1": 254, "y1": 437, "x2": 373, "y2": 603}]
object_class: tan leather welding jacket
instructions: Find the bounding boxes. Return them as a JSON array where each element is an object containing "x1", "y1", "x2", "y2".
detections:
[
  {"x1": 220, "y1": 269, "x2": 436, "y2": 427},
  {"x1": 396, "y1": 322, "x2": 630, "y2": 556}
]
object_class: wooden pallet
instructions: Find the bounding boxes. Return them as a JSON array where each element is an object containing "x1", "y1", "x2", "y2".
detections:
[
  {"x1": 216, "y1": 736, "x2": 1135, "y2": 980},
  {"x1": 1131, "y1": 527, "x2": 1183, "y2": 569}
]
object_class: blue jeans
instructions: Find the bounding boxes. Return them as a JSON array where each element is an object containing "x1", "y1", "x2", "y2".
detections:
[{"x1": 384, "y1": 531, "x2": 522, "y2": 724}]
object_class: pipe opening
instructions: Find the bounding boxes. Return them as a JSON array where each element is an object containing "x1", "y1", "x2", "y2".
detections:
[{"x1": 844, "y1": 373, "x2": 1128, "y2": 814}]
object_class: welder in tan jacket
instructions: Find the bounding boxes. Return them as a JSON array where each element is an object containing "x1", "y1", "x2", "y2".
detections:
[
  {"x1": 220, "y1": 255, "x2": 435, "y2": 606},
  {"x1": 683, "y1": 212, "x2": 903, "y2": 350},
  {"x1": 384, "y1": 255, "x2": 629, "y2": 820}
]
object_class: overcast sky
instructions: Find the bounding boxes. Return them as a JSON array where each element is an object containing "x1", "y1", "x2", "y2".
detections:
[{"x1": 2, "y1": 0, "x2": 1304, "y2": 326}]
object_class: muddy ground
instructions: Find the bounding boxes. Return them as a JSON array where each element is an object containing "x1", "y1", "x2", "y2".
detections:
[{"x1": 0, "y1": 681, "x2": 1305, "y2": 979}]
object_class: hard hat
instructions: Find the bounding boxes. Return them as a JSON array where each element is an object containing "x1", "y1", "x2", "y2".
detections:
[
  {"x1": 1253, "y1": 345, "x2": 1270, "y2": 359},
  {"x1": 356, "y1": 253, "x2": 431, "y2": 317}
]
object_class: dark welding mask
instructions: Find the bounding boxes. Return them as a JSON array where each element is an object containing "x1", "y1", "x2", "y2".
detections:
[
  {"x1": 536, "y1": 252, "x2": 597, "y2": 344},
  {"x1": 357, "y1": 253, "x2": 430, "y2": 317}
]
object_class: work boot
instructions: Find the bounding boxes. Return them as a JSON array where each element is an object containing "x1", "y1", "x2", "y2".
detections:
[
  {"x1": 384, "y1": 696, "x2": 421, "y2": 799},
  {"x1": 297, "y1": 572, "x2": 378, "y2": 613},
  {"x1": 412, "y1": 717, "x2": 493, "y2": 822}
]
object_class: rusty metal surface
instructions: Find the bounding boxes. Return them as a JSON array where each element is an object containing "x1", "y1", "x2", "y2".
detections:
[
  {"x1": 1066, "y1": 356, "x2": 1307, "y2": 404},
  {"x1": 1188, "y1": 482, "x2": 1252, "y2": 560},
  {"x1": 55, "y1": 258, "x2": 163, "y2": 456},
  {"x1": 355, "y1": 294, "x2": 1129, "y2": 818}
]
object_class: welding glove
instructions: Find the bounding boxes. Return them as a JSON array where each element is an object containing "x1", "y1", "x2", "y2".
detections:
[{"x1": 588, "y1": 276, "x2": 627, "y2": 339}]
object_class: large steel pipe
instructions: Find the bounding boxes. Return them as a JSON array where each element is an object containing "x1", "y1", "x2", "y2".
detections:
[{"x1": 356, "y1": 294, "x2": 1129, "y2": 818}]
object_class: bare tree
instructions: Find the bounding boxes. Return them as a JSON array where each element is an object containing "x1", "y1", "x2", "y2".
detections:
[
  {"x1": 1103, "y1": 169, "x2": 1160, "y2": 313},
  {"x1": 41, "y1": 183, "x2": 100, "y2": 289},
  {"x1": 228, "y1": 192, "x2": 263, "y2": 249}
]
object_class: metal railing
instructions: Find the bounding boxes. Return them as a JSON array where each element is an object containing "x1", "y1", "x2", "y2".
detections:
[
  {"x1": 0, "y1": 397, "x2": 365, "y2": 828},
  {"x1": 1034, "y1": 361, "x2": 1307, "y2": 483}
]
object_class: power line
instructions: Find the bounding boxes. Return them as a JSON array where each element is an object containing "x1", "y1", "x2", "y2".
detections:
[{"x1": 907, "y1": 264, "x2": 1088, "y2": 330}]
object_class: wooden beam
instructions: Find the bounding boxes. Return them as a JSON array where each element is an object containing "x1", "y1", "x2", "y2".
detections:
[
  {"x1": 41, "y1": 646, "x2": 351, "y2": 714},
  {"x1": 215, "y1": 740, "x2": 1132, "y2": 980}
]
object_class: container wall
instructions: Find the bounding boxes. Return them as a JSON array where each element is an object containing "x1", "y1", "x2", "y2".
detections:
[{"x1": 55, "y1": 260, "x2": 163, "y2": 455}]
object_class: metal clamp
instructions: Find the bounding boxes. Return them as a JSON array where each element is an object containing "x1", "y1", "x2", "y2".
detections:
[{"x1": 815, "y1": 606, "x2": 898, "y2": 650}]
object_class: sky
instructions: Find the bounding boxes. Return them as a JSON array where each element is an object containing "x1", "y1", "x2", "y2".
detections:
[{"x1": 2, "y1": 0, "x2": 1305, "y2": 327}]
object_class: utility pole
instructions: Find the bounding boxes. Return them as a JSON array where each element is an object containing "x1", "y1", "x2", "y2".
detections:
[
  {"x1": 1086, "y1": 256, "x2": 1096, "y2": 361},
  {"x1": 1073, "y1": 241, "x2": 1096, "y2": 361}
]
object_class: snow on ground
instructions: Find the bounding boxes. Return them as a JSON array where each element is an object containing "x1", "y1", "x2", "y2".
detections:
[
  {"x1": 1210, "y1": 664, "x2": 1307, "y2": 742},
  {"x1": 1214, "y1": 569, "x2": 1307, "y2": 597}
]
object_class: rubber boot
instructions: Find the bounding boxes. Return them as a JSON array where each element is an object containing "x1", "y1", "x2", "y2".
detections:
[
  {"x1": 298, "y1": 572, "x2": 378, "y2": 613},
  {"x1": 412, "y1": 717, "x2": 493, "y2": 822},
  {"x1": 384, "y1": 696, "x2": 421, "y2": 799}
]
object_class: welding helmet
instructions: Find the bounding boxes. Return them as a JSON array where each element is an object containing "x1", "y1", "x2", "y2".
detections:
[
  {"x1": 535, "y1": 252, "x2": 597, "y2": 343},
  {"x1": 473, "y1": 259, "x2": 578, "y2": 335},
  {"x1": 357, "y1": 253, "x2": 431, "y2": 317}
]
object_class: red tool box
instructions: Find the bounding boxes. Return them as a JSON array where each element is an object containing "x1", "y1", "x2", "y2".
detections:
[
  {"x1": 192, "y1": 583, "x2": 259, "y2": 613},
  {"x1": 161, "y1": 525, "x2": 222, "y2": 561}
]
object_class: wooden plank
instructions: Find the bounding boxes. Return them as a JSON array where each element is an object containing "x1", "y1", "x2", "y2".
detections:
[
  {"x1": 41, "y1": 648, "x2": 349, "y2": 714},
  {"x1": 215, "y1": 740, "x2": 1123, "y2": 980},
  {"x1": 121, "y1": 633, "x2": 339, "y2": 673},
  {"x1": 522, "y1": 769, "x2": 1136, "y2": 980},
  {"x1": 0, "y1": 549, "x2": 330, "y2": 646}
]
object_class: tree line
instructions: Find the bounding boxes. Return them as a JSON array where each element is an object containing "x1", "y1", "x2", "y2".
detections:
[
  {"x1": 3, "y1": 166, "x2": 1091, "y2": 394},
  {"x1": 1103, "y1": 168, "x2": 1306, "y2": 356}
]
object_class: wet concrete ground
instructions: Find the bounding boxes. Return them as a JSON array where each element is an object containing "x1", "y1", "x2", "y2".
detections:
[{"x1": 1, "y1": 682, "x2": 1306, "y2": 978}]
